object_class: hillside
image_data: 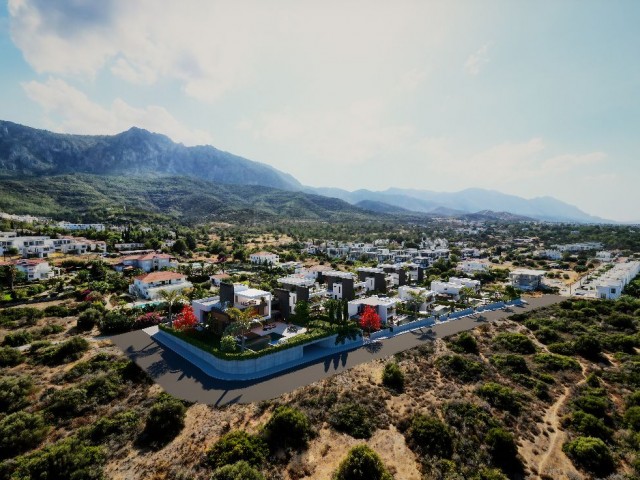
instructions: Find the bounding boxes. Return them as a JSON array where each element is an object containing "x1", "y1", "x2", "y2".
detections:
[
  {"x1": 0, "y1": 121, "x2": 300, "y2": 191},
  {"x1": 0, "y1": 174, "x2": 374, "y2": 224}
]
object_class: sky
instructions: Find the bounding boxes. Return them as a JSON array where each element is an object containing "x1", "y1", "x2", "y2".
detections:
[{"x1": 0, "y1": 0, "x2": 639, "y2": 221}]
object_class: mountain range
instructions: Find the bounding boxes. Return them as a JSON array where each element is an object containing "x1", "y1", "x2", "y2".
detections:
[{"x1": 0, "y1": 120, "x2": 611, "y2": 224}]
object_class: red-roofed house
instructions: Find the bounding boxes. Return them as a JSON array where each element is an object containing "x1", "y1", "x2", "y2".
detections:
[
  {"x1": 129, "y1": 271, "x2": 193, "y2": 299},
  {"x1": 13, "y1": 259, "x2": 56, "y2": 281},
  {"x1": 115, "y1": 253, "x2": 177, "y2": 273}
]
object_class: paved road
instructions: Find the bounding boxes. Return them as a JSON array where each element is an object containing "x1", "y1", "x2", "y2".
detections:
[{"x1": 110, "y1": 295, "x2": 562, "y2": 406}]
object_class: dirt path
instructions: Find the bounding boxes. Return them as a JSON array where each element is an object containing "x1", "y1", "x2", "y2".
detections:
[{"x1": 519, "y1": 331, "x2": 588, "y2": 479}]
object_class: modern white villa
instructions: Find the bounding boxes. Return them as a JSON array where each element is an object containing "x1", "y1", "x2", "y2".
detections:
[
  {"x1": 398, "y1": 285, "x2": 436, "y2": 311},
  {"x1": 348, "y1": 295, "x2": 401, "y2": 325},
  {"x1": 594, "y1": 261, "x2": 640, "y2": 299},
  {"x1": 4, "y1": 259, "x2": 57, "y2": 281},
  {"x1": 129, "y1": 271, "x2": 192, "y2": 300},
  {"x1": 431, "y1": 277, "x2": 481, "y2": 298}
]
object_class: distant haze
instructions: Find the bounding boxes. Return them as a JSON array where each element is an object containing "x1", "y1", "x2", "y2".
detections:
[{"x1": 0, "y1": 1, "x2": 638, "y2": 221}]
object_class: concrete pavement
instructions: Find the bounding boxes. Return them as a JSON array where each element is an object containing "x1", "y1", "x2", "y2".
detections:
[{"x1": 110, "y1": 295, "x2": 562, "y2": 406}]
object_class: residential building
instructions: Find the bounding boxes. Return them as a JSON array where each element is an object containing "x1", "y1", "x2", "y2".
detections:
[
  {"x1": 58, "y1": 222, "x2": 105, "y2": 232},
  {"x1": 431, "y1": 277, "x2": 480, "y2": 298},
  {"x1": 596, "y1": 251, "x2": 614, "y2": 262},
  {"x1": 459, "y1": 261, "x2": 489, "y2": 274},
  {"x1": 249, "y1": 252, "x2": 279, "y2": 265},
  {"x1": 129, "y1": 271, "x2": 192, "y2": 300},
  {"x1": 509, "y1": 269, "x2": 546, "y2": 291},
  {"x1": 594, "y1": 261, "x2": 640, "y2": 300},
  {"x1": 11, "y1": 259, "x2": 56, "y2": 281},
  {"x1": 192, "y1": 283, "x2": 272, "y2": 334},
  {"x1": 398, "y1": 285, "x2": 435, "y2": 311},
  {"x1": 114, "y1": 253, "x2": 177, "y2": 272},
  {"x1": 348, "y1": 295, "x2": 401, "y2": 325},
  {"x1": 115, "y1": 243, "x2": 146, "y2": 251}
]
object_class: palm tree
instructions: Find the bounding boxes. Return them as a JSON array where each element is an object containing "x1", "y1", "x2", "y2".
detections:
[
  {"x1": 406, "y1": 289, "x2": 427, "y2": 318},
  {"x1": 458, "y1": 287, "x2": 477, "y2": 306},
  {"x1": 159, "y1": 289, "x2": 186, "y2": 328},
  {"x1": 224, "y1": 307, "x2": 260, "y2": 352}
]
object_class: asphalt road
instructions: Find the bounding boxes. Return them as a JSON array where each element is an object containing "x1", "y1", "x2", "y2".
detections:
[{"x1": 110, "y1": 295, "x2": 563, "y2": 406}]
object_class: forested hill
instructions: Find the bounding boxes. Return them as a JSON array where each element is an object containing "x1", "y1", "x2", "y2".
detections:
[
  {"x1": 0, "y1": 174, "x2": 376, "y2": 224},
  {"x1": 0, "y1": 120, "x2": 301, "y2": 191}
]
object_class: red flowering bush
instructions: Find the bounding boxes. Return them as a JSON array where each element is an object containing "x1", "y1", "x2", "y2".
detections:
[
  {"x1": 359, "y1": 306, "x2": 381, "y2": 335},
  {"x1": 173, "y1": 305, "x2": 198, "y2": 331}
]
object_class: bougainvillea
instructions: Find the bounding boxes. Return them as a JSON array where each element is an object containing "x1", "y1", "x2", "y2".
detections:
[
  {"x1": 173, "y1": 305, "x2": 198, "y2": 331},
  {"x1": 359, "y1": 305, "x2": 381, "y2": 335}
]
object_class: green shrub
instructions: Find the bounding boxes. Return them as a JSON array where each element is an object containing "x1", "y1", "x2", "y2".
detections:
[
  {"x1": 573, "y1": 335, "x2": 602, "y2": 360},
  {"x1": 6, "y1": 436, "x2": 105, "y2": 480},
  {"x1": 600, "y1": 333, "x2": 638, "y2": 354},
  {"x1": 381, "y1": 362, "x2": 404, "y2": 391},
  {"x1": 263, "y1": 405, "x2": 313, "y2": 450},
  {"x1": 333, "y1": 445, "x2": 392, "y2": 480},
  {"x1": 485, "y1": 427, "x2": 518, "y2": 468},
  {"x1": 476, "y1": 383, "x2": 522, "y2": 414},
  {"x1": 98, "y1": 311, "x2": 134, "y2": 334},
  {"x1": 573, "y1": 392, "x2": 611, "y2": 418},
  {"x1": 472, "y1": 468, "x2": 508, "y2": 480},
  {"x1": 489, "y1": 354, "x2": 529, "y2": 375},
  {"x1": 141, "y1": 394, "x2": 186, "y2": 448},
  {"x1": 38, "y1": 324, "x2": 65, "y2": 337},
  {"x1": 436, "y1": 354, "x2": 484, "y2": 383},
  {"x1": 534, "y1": 327, "x2": 560, "y2": 344},
  {"x1": 77, "y1": 308, "x2": 102, "y2": 331},
  {"x1": 87, "y1": 410, "x2": 140, "y2": 443},
  {"x1": 449, "y1": 332, "x2": 479, "y2": 354},
  {"x1": 329, "y1": 402, "x2": 375, "y2": 440},
  {"x1": 0, "y1": 411, "x2": 49, "y2": 459},
  {"x1": 2, "y1": 330, "x2": 33, "y2": 347},
  {"x1": 493, "y1": 333, "x2": 536, "y2": 354},
  {"x1": 45, "y1": 387, "x2": 89, "y2": 419},
  {"x1": 625, "y1": 406, "x2": 640, "y2": 431},
  {"x1": 83, "y1": 373, "x2": 125, "y2": 404},
  {"x1": 207, "y1": 431, "x2": 268, "y2": 469},
  {"x1": 405, "y1": 414, "x2": 453, "y2": 459},
  {"x1": 0, "y1": 346, "x2": 23, "y2": 367},
  {"x1": 547, "y1": 342, "x2": 575, "y2": 356},
  {"x1": 533, "y1": 353, "x2": 580, "y2": 372},
  {"x1": 626, "y1": 390, "x2": 640, "y2": 408},
  {"x1": 563, "y1": 436, "x2": 615, "y2": 476},
  {"x1": 43, "y1": 305, "x2": 71, "y2": 318},
  {"x1": 32, "y1": 337, "x2": 89, "y2": 365},
  {"x1": 220, "y1": 335, "x2": 237, "y2": 353},
  {"x1": 210, "y1": 461, "x2": 265, "y2": 480},
  {"x1": 570, "y1": 411, "x2": 612, "y2": 440},
  {"x1": 0, "y1": 375, "x2": 34, "y2": 413}
]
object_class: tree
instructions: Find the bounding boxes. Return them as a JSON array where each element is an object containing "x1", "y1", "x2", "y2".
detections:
[
  {"x1": 171, "y1": 238, "x2": 188, "y2": 255},
  {"x1": 333, "y1": 445, "x2": 392, "y2": 480},
  {"x1": 382, "y1": 362, "x2": 404, "y2": 391},
  {"x1": 359, "y1": 306, "x2": 381, "y2": 336},
  {"x1": 262, "y1": 406, "x2": 313, "y2": 451},
  {"x1": 220, "y1": 335, "x2": 238, "y2": 353},
  {"x1": 459, "y1": 286, "x2": 477, "y2": 305},
  {"x1": 224, "y1": 307, "x2": 259, "y2": 352},
  {"x1": 291, "y1": 300, "x2": 310, "y2": 325},
  {"x1": 173, "y1": 305, "x2": 198, "y2": 331},
  {"x1": 405, "y1": 414, "x2": 453, "y2": 458},
  {"x1": 503, "y1": 285, "x2": 520, "y2": 301},
  {"x1": 406, "y1": 289, "x2": 427, "y2": 317},
  {"x1": 342, "y1": 300, "x2": 349, "y2": 324},
  {"x1": 210, "y1": 461, "x2": 265, "y2": 480},
  {"x1": 159, "y1": 289, "x2": 185, "y2": 328}
]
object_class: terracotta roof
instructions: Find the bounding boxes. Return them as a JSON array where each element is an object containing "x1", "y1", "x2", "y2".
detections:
[
  {"x1": 121, "y1": 253, "x2": 173, "y2": 262},
  {"x1": 135, "y1": 271, "x2": 186, "y2": 283}
]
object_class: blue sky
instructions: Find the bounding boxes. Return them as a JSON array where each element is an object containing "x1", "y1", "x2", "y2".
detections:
[{"x1": 1, "y1": 1, "x2": 638, "y2": 221}]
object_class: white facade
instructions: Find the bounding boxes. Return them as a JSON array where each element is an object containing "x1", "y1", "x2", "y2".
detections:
[
  {"x1": 0, "y1": 234, "x2": 105, "y2": 258},
  {"x1": 348, "y1": 296, "x2": 401, "y2": 325},
  {"x1": 596, "y1": 251, "x2": 614, "y2": 262},
  {"x1": 594, "y1": 261, "x2": 640, "y2": 300},
  {"x1": 58, "y1": 222, "x2": 105, "y2": 232},
  {"x1": 129, "y1": 272, "x2": 192, "y2": 300},
  {"x1": 249, "y1": 252, "x2": 279, "y2": 265},
  {"x1": 115, "y1": 253, "x2": 177, "y2": 273},
  {"x1": 12, "y1": 259, "x2": 56, "y2": 281},
  {"x1": 431, "y1": 277, "x2": 480, "y2": 298},
  {"x1": 398, "y1": 285, "x2": 435, "y2": 311},
  {"x1": 459, "y1": 261, "x2": 489, "y2": 274}
]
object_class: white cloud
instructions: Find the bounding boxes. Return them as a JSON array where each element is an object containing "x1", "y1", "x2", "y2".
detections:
[
  {"x1": 22, "y1": 77, "x2": 212, "y2": 145},
  {"x1": 465, "y1": 43, "x2": 491, "y2": 76}
]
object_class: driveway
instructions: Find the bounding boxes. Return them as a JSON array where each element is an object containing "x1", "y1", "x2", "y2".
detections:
[{"x1": 110, "y1": 295, "x2": 563, "y2": 406}]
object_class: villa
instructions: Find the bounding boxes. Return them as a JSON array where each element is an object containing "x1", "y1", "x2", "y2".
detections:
[
  {"x1": 398, "y1": 285, "x2": 435, "y2": 311},
  {"x1": 509, "y1": 269, "x2": 546, "y2": 291},
  {"x1": 129, "y1": 271, "x2": 192, "y2": 300},
  {"x1": 115, "y1": 253, "x2": 177, "y2": 273},
  {"x1": 249, "y1": 252, "x2": 279, "y2": 265},
  {"x1": 348, "y1": 295, "x2": 401, "y2": 325}
]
